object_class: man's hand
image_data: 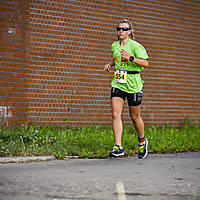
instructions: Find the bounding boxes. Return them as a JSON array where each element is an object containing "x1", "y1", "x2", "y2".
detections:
[
  {"x1": 104, "y1": 63, "x2": 111, "y2": 72},
  {"x1": 121, "y1": 49, "x2": 130, "y2": 60}
]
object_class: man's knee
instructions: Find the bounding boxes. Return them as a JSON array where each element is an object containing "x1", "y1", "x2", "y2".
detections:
[
  {"x1": 112, "y1": 112, "x2": 121, "y2": 120},
  {"x1": 130, "y1": 114, "x2": 140, "y2": 123}
]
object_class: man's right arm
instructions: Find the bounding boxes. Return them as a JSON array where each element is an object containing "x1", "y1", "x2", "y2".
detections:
[{"x1": 104, "y1": 58, "x2": 115, "y2": 72}]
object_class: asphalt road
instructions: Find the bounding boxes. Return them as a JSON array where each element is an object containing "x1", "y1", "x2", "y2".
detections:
[{"x1": 0, "y1": 152, "x2": 200, "y2": 200}]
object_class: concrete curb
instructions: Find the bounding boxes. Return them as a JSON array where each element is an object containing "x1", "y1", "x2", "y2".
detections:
[
  {"x1": 0, "y1": 155, "x2": 80, "y2": 164},
  {"x1": 0, "y1": 156, "x2": 56, "y2": 164}
]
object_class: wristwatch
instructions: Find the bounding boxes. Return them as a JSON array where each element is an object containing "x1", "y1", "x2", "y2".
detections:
[{"x1": 129, "y1": 56, "x2": 135, "y2": 62}]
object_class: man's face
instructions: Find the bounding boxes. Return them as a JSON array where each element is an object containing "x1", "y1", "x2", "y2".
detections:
[{"x1": 117, "y1": 23, "x2": 131, "y2": 40}]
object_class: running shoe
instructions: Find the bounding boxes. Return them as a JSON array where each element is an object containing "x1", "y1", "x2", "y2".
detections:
[
  {"x1": 109, "y1": 144, "x2": 124, "y2": 157},
  {"x1": 138, "y1": 138, "x2": 148, "y2": 159}
]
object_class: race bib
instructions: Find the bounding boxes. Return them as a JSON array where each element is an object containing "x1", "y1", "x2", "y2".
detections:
[{"x1": 114, "y1": 70, "x2": 127, "y2": 83}]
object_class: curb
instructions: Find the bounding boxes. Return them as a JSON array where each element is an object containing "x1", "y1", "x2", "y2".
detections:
[
  {"x1": 0, "y1": 156, "x2": 56, "y2": 164},
  {"x1": 0, "y1": 155, "x2": 80, "y2": 164}
]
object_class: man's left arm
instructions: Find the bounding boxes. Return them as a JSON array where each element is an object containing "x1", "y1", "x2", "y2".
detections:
[{"x1": 121, "y1": 49, "x2": 148, "y2": 67}]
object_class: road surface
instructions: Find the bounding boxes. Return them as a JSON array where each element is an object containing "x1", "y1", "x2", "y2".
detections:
[{"x1": 0, "y1": 152, "x2": 200, "y2": 200}]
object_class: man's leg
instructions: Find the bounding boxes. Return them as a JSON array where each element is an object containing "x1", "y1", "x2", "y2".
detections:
[
  {"x1": 129, "y1": 105, "x2": 148, "y2": 159},
  {"x1": 111, "y1": 97, "x2": 124, "y2": 148},
  {"x1": 129, "y1": 105, "x2": 144, "y2": 145}
]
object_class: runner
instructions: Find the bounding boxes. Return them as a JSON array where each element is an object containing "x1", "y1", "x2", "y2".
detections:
[{"x1": 104, "y1": 19, "x2": 149, "y2": 159}]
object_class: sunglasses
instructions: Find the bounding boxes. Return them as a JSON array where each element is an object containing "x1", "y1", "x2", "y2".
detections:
[{"x1": 117, "y1": 27, "x2": 130, "y2": 31}]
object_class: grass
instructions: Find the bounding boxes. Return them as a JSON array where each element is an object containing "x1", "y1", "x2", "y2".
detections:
[{"x1": 0, "y1": 124, "x2": 200, "y2": 159}]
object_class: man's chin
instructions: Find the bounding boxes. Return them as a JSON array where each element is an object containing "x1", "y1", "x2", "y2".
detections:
[{"x1": 119, "y1": 36, "x2": 124, "y2": 40}]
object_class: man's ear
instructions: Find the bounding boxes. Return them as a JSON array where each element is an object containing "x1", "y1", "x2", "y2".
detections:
[{"x1": 128, "y1": 30, "x2": 132, "y2": 36}]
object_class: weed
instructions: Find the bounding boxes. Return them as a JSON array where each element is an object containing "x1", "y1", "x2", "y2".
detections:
[{"x1": 0, "y1": 124, "x2": 200, "y2": 159}]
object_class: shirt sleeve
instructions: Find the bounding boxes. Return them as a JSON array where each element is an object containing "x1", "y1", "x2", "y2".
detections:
[
  {"x1": 111, "y1": 42, "x2": 115, "y2": 53},
  {"x1": 134, "y1": 44, "x2": 149, "y2": 60}
]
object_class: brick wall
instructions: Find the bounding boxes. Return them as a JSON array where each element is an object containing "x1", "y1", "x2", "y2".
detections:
[
  {"x1": 0, "y1": 0, "x2": 30, "y2": 127},
  {"x1": 0, "y1": 0, "x2": 200, "y2": 127}
]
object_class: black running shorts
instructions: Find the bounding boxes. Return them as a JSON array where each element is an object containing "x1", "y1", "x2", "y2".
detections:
[{"x1": 111, "y1": 87, "x2": 143, "y2": 106}]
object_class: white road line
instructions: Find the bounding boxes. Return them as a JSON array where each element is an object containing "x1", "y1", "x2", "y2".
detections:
[{"x1": 116, "y1": 181, "x2": 127, "y2": 200}]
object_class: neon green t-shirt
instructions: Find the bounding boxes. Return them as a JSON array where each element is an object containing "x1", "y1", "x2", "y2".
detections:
[{"x1": 111, "y1": 38, "x2": 149, "y2": 93}]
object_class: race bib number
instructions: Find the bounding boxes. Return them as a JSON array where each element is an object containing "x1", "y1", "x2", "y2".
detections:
[{"x1": 114, "y1": 70, "x2": 127, "y2": 83}]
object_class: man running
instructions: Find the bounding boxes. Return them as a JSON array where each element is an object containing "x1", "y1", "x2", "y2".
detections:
[{"x1": 104, "y1": 19, "x2": 149, "y2": 159}]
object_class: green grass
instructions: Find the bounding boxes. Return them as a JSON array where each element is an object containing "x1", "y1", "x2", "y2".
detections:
[{"x1": 0, "y1": 124, "x2": 200, "y2": 159}]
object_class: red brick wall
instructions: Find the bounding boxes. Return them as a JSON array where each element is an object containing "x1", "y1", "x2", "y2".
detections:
[
  {"x1": 0, "y1": 0, "x2": 30, "y2": 127},
  {"x1": 1, "y1": 0, "x2": 200, "y2": 127}
]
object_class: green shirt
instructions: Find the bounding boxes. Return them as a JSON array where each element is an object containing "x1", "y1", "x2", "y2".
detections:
[{"x1": 111, "y1": 38, "x2": 149, "y2": 93}]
